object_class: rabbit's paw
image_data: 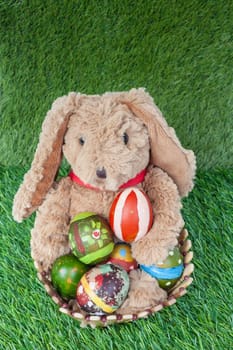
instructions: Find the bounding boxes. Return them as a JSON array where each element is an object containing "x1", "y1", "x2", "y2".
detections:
[{"x1": 131, "y1": 233, "x2": 177, "y2": 265}]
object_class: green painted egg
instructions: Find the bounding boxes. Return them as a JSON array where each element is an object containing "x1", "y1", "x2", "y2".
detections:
[
  {"x1": 69, "y1": 212, "x2": 114, "y2": 265},
  {"x1": 140, "y1": 247, "x2": 184, "y2": 290},
  {"x1": 51, "y1": 254, "x2": 89, "y2": 299}
]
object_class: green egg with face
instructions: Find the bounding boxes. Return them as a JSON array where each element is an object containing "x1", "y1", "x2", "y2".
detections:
[
  {"x1": 51, "y1": 254, "x2": 89, "y2": 299},
  {"x1": 69, "y1": 212, "x2": 114, "y2": 265}
]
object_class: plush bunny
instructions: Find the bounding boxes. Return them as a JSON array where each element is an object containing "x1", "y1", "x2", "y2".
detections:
[{"x1": 12, "y1": 88, "x2": 196, "y2": 313}]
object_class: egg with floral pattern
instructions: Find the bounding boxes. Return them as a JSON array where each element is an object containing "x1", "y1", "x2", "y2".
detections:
[
  {"x1": 69, "y1": 212, "x2": 114, "y2": 265},
  {"x1": 76, "y1": 264, "x2": 130, "y2": 315}
]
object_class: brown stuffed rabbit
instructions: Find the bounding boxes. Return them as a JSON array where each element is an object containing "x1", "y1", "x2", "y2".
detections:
[{"x1": 12, "y1": 88, "x2": 196, "y2": 313}]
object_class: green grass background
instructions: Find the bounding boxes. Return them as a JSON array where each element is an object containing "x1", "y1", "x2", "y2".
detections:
[{"x1": 0, "y1": 1, "x2": 232, "y2": 349}]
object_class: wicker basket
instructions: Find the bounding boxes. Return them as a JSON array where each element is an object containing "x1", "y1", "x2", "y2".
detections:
[{"x1": 35, "y1": 228, "x2": 194, "y2": 328}]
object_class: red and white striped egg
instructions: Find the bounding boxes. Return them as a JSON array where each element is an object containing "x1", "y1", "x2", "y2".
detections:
[{"x1": 109, "y1": 188, "x2": 153, "y2": 243}]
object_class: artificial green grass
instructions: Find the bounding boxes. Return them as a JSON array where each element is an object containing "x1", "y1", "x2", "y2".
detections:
[
  {"x1": 0, "y1": 166, "x2": 232, "y2": 349},
  {"x1": 1, "y1": 1, "x2": 233, "y2": 349},
  {"x1": 0, "y1": 0, "x2": 233, "y2": 169}
]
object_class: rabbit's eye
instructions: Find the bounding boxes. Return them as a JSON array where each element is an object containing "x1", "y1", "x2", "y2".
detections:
[
  {"x1": 79, "y1": 137, "x2": 85, "y2": 146},
  {"x1": 123, "y1": 132, "x2": 129, "y2": 145}
]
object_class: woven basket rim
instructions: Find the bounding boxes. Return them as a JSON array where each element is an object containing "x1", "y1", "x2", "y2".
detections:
[{"x1": 35, "y1": 228, "x2": 194, "y2": 328}]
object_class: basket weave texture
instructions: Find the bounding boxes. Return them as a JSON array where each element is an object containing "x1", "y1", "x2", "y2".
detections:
[{"x1": 35, "y1": 228, "x2": 194, "y2": 328}]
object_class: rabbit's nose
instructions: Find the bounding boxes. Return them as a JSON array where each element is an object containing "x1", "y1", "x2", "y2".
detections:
[{"x1": 96, "y1": 167, "x2": 107, "y2": 179}]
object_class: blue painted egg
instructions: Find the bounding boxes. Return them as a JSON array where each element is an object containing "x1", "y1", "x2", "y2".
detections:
[{"x1": 140, "y1": 247, "x2": 184, "y2": 290}]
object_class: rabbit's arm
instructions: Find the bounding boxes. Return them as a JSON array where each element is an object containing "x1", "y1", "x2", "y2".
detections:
[
  {"x1": 31, "y1": 177, "x2": 72, "y2": 272},
  {"x1": 132, "y1": 166, "x2": 184, "y2": 265}
]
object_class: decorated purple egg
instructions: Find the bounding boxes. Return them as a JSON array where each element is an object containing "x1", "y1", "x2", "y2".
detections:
[
  {"x1": 69, "y1": 212, "x2": 114, "y2": 265},
  {"x1": 76, "y1": 263, "x2": 129, "y2": 315}
]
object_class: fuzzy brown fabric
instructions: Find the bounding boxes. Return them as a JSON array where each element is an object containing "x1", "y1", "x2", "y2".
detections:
[
  {"x1": 12, "y1": 88, "x2": 196, "y2": 311},
  {"x1": 119, "y1": 270, "x2": 167, "y2": 314}
]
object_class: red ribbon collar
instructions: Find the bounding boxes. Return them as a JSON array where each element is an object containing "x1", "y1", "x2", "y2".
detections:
[{"x1": 69, "y1": 168, "x2": 147, "y2": 191}]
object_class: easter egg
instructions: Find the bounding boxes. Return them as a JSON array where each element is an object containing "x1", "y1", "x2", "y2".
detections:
[
  {"x1": 107, "y1": 243, "x2": 138, "y2": 272},
  {"x1": 109, "y1": 188, "x2": 153, "y2": 243},
  {"x1": 69, "y1": 212, "x2": 114, "y2": 265},
  {"x1": 76, "y1": 263, "x2": 130, "y2": 315},
  {"x1": 51, "y1": 254, "x2": 89, "y2": 299},
  {"x1": 140, "y1": 247, "x2": 184, "y2": 290}
]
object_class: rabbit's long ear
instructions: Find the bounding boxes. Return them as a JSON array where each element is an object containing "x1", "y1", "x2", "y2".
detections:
[
  {"x1": 13, "y1": 92, "x2": 82, "y2": 222},
  {"x1": 121, "y1": 88, "x2": 196, "y2": 197}
]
